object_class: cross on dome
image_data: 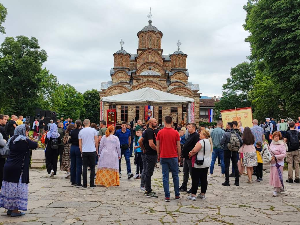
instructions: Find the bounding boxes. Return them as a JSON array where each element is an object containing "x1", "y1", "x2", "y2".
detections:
[
  {"x1": 177, "y1": 40, "x2": 181, "y2": 51},
  {"x1": 147, "y1": 7, "x2": 152, "y2": 21},
  {"x1": 120, "y1": 39, "x2": 124, "y2": 50}
]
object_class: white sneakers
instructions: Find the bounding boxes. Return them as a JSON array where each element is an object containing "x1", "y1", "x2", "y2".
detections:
[
  {"x1": 273, "y1": 191, "x2": 278, "y2": 197},
  {"x1": 50, "y1": 170, "x2": 54, "y2": 178},
  {"x1": 188, "y1": 195, "x2": 196, "y2": 201},
  {"x1": 198, "y1": 194, "x2": 206, "y2": 200}
]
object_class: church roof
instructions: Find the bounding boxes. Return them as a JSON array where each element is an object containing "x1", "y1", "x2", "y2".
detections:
[{"x1": 137, "y1": 20, "x2": 163, "y2": 36}]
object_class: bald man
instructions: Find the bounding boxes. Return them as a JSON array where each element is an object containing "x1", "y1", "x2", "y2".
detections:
[{"x1": 251, "y1": 119, "x2": 265, "y2": 145}]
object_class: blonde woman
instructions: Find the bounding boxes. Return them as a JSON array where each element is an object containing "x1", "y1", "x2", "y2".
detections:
[
  {"x1": 95, "y1": 126, "x2": 121, "y2": 187},
  {"x1": 188, "y1": 130, "x2": 213, "y2": 200}
]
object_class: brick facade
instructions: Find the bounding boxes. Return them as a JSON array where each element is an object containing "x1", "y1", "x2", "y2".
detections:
[{"x1": 100, "y1": 19, "x2": 201, "y2": 125}]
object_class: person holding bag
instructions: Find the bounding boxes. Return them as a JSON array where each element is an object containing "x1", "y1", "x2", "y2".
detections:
[{"x1": 188, "y1": 130, "x2": 212, "y2": 201}]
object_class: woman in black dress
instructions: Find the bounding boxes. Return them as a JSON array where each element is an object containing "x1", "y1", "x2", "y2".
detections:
[{"x1": 0, "y1": 124, "x2": 37, "y2": 217}]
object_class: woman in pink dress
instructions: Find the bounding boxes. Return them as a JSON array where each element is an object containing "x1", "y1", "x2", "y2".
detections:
[
  {"x1": 269, "y1": 131, "x2": 286, "y2": 197},
  {"x1": 95, "y1": 126, "x2": 121, "y2": 187}
]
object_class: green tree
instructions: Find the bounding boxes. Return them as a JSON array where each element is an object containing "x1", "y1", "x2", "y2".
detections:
[
  {"x1": 214, "y1": 62, "x2": 254, "y2": 120},
  {"x1": 0, "y1": 3, "x2": 7, "y2": 34},
  {"x1": 244, "y1": 0, "x2": 300, "y2": 119},
  {"x1": 55, "y1": 84, "x2": 84, "y2": 120},
  {"x1": 37, "y1": 68, "x2": 60, "y2": 110},
  {"x1": 0, "y1": 36, "x2": 47, "y2": 115},
  {"x1": 82, "y1": 89, "x2": 100, "y2": 123},
  {"x1": 250, "y1": 69, "x2": 283, "y2": 122}
]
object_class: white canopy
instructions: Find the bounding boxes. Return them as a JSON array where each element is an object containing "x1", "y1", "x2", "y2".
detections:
[{"x1": 102, "y1": 87, "x2": 194, "y2": 103}]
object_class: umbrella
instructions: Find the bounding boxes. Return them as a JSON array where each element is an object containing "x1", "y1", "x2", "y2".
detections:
[{"x1": 269, "y1": 147, "x2": 284, "y2": 190}]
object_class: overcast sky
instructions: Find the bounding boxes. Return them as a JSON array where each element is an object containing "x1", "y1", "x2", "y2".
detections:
[{"x1": 0, "y1": 0, "x2": 250, "y2": 97}]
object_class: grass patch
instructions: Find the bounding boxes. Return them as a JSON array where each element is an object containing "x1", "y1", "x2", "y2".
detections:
[{"x1": 239, "y1": 205, "x2": 251, "y2": 208}]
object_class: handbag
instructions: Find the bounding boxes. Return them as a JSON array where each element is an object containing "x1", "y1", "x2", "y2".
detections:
[
  {"x1": 261, "y1": 143, "x2": 272, "y2": 163},
  {"x1": 195, "y1": 140, "x2": 205, "y2": 165},
  {"x1": 0, "y1": 143, "x2": 10, "y2": 157}
]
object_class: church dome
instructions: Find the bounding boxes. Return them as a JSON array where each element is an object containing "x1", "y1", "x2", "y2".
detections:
[
  {"x1": 114, "y1": 48, "x2": 130, "y2": 55},
  {"x1": 170, "y1": 50, "x2": 187, "y2": 56},
  {"x1": 137, "y1": 20, "x2": 163, "y2": 37}
]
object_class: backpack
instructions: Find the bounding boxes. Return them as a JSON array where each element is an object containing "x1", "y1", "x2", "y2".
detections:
[
  {"x1": 227, "y1": 131, "x2": 240, "y2": 151},
  {"x1": 287, "y1": 130, "x2": 300, "y2": 151},
  {"x1": 51, "y1": 138, "x2": 59, "y2": 150}
]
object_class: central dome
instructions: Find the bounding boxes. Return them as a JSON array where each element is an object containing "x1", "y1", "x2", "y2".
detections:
[{"x1": 137, "y1": 20, "x2": 163, "y2": 37}]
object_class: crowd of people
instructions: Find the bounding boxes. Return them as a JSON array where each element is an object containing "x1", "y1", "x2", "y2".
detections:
[{"x1": 0, "y1": 113, "x2": 299, "y2": 217}]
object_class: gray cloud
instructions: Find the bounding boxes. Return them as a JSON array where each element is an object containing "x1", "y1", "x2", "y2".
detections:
[{"x1": 0, "y1": 0, "x2": 250, "y2": 96}]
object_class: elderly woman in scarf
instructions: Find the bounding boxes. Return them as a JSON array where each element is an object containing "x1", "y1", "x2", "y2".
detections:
[
  {"x1": 45, "y1": 123, "x2": 61, "y2": 177},
  {"x1": 0, "y1": 124, "x2": 37, "y2": 217}
]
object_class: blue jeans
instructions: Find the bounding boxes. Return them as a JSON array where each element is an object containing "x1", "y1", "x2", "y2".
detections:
[
  {"x1": 160, "y1": 158, "x2": 180, "y2": 198},
  {"x1": 210, "y1": 148, "x2": 225, "y2": 174},
  {"x1": 70, "y1": 145, "x2": 82, "y2": 185},
  {"x1": 119, "y1": 149, "x2": 131, "y2": 174}
]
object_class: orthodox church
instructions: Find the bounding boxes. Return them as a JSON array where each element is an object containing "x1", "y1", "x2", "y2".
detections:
[{"x1": 100, "y1": 12, "x2": 201, "y2": 127}]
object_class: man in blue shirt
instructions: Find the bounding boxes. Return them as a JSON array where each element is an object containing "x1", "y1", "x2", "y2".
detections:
[
  {"x1": 115, "y1": 122, "x2": 133, "y2": 179},
  {"x1": 251, "y1": 119, "x2": 264, "y2": 145},
  {"x1": 210, "y1": 121, "x2": 225, "y2": 176}
]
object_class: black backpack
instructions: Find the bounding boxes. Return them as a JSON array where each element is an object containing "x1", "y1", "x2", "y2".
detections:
[
  {"x1": 51, "y1": 138, "x2": 59, "y2": 150},
  {"x1": 287, "y1": 131, "x2": 300, "y2": 151}
]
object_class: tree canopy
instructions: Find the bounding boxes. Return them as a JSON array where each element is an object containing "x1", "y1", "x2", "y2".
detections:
[
  {"x1": 218, "y1": 0, "x2": 300, "y2": 121},
  {"x1": 0, "y1": 3, "x2": 7, "y2": 34},
  {"x1": 0, "y1": 36, "x2": 47, "y2": 115},
  {"x1": 82, "y1": 89, "x2": 100, "y2": 123},
  {"x1": 244, "y1": 0, "x2": 300, "y2": 119},
  {"x1": 214, "y1": 62, "x2": 254, "y2": 120}
]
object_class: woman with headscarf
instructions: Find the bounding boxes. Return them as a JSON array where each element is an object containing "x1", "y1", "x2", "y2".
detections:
[
  {"x1": 95, "y1": 126, "x2": 121, "y2": 187},
  {"x1": 45, "y1": 123, "x2": 61, "y2": 177},
  {"x1": 0, "y1": 124, "x2": 37, "y2": 217}
]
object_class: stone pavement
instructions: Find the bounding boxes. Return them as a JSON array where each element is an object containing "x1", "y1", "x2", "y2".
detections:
[{"x1": 0, "y1": 161, "x2": 300, "y2": 225}]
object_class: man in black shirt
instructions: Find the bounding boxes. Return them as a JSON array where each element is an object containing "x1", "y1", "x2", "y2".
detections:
[
  {"x1": 284, "y1": 121, "x2": 300, "y2": 183},
  {"x1": 179, "y1": 123, "x2": 199, "y2": 192},
  {"x1": 140, "y1": 118, "x2": 158, "y2": 198},
  {"x1": 0, "y1": 114, "x2": 8, "y2": 141},
  {"x1": 5, "y1": 115, "x2": 17, "y2": 138},
  {"x1": 0, "y1": 114, "x2": 8, "y2": 188}
]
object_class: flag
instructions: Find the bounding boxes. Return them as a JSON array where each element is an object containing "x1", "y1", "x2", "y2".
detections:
[
  {"x1": 145, "y1": 105, "x2": 154, "y2": 121},
  {"x1": 208, "y1": 109, "x2": 213, "y2": 122}
]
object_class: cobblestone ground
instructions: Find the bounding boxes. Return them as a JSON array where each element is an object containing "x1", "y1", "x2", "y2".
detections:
[{"x1": 0, "y1": 161, "x2": 300, "y2": 225}]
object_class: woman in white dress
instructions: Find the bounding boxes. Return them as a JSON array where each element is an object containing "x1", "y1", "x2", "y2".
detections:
[{"x1": 95, "y1": 126, "x2": 121, "y2": 187}]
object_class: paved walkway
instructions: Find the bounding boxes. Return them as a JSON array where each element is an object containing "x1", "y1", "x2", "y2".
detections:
[{"x1": 0, "y1": 161, "x2": 300, "y2": 225}]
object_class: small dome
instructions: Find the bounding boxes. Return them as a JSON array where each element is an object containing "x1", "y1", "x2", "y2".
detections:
[
  {"x1": 137, "y1": 20, "x2": 163, "y2": 36},
  {"x1": 170, "y1": 50, "x2": 187, "y2": 56},
  {"x1": 114, "y1": 48, "x2": 130, "y2": 55}
]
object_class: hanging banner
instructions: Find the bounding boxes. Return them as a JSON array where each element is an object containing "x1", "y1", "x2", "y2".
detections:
[
  {"x1": 208, "y1": 109, "x2": 213, "y2": 122},
  {"x1": 221, "y1": 107, "x2": 253, "y2": 128},
  {"x1": 188, "y1": 103, "x2": 195, "y2": 123},
  {"x1": 107, "y1": 109, "x2": 116, "y2": 127},
  {"x1": 144, "y1": 105, "x2": 154, "y2": 121},
  {"x1": 100, "y1": 101, "x2": 104, "y2": 121}
]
